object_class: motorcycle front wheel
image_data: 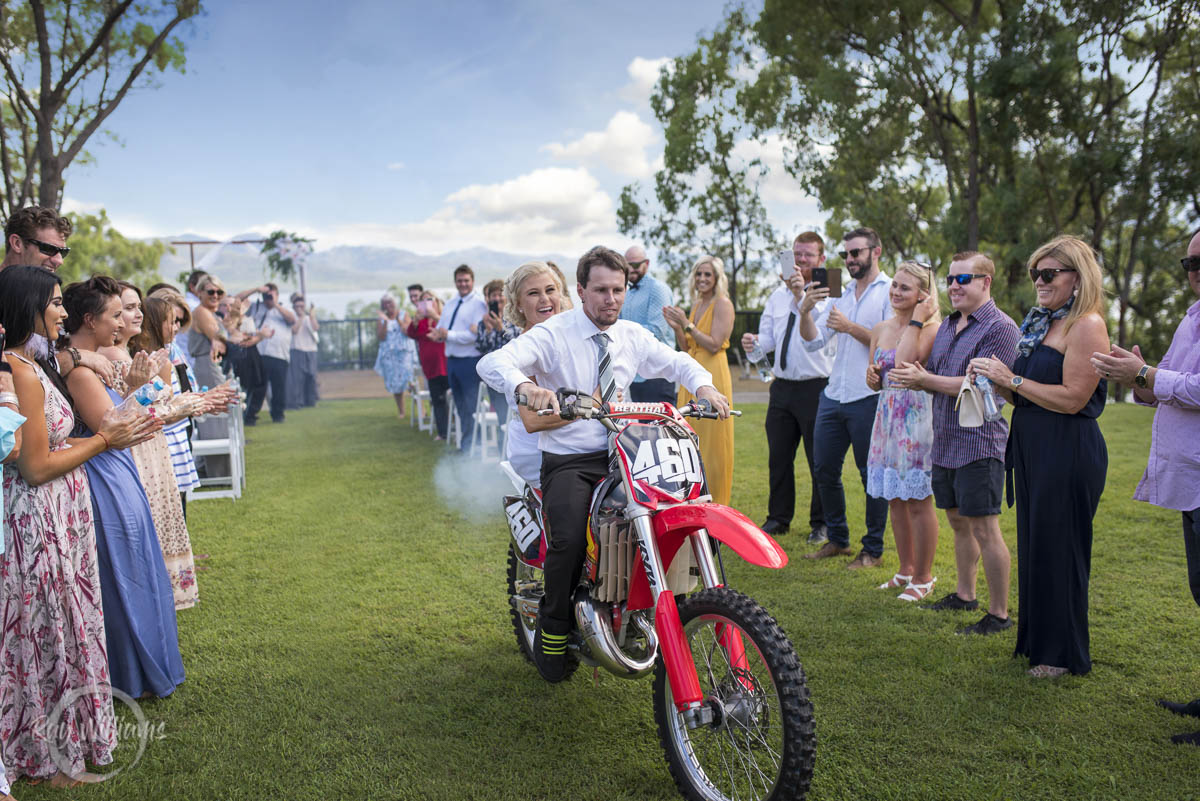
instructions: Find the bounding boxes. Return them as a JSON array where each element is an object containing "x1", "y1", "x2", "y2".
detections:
[{"x1": 653, "y1": 587, "x2": 815, "y2": 801}]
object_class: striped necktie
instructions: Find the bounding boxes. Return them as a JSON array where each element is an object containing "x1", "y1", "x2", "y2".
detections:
[{"x1": 593, "y1": 332, "x2": 615, "y2": 403}]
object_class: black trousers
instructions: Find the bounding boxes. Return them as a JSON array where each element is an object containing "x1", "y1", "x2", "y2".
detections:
[
  {"x1": 764, "y1": 377, "x2": 827, "y2": 530},
  {"x1": 247, "y1": 355, "x2": 289, "y2": 422},
  {"x1": 539, "y1": 450, "x2": 609, "y2": 626},
  {"x1": 428, "y1": 375, "x2": 450, "y2": 439},
  {"x1": 1184, "y1": 508, "x2": 1200, "y2": 608}
]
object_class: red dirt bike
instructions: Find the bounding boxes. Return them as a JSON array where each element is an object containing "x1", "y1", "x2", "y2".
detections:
[{"x1": 501, "y1": 389, "x2": 815, "y2": 801}]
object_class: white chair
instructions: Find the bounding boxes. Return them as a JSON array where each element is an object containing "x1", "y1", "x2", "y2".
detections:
[
  {"x1": 409, "y1": 363, "x2": 433, "y2": 434},
  {"x1": 471, "y1": 381, "x2": 501, "y2": 462},
  {"x1": 187, "y1": 410, "x2": 243, "y2": 501},
  {"x1": 446, "y1": 390, "x2": 461, "y2": 448}
]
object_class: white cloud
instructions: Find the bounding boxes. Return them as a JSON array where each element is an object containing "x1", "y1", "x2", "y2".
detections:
[
  {"x1": 622, "y1": 56, "x2": 672, "y2": 105},
  {"x1": 319, "y1": 167, "x2": 619, "y2": 254},
  {"x1": 542, "y1": 111, "x2": 658, "y2": 178},
  {"x1": 61, "y1": 196, "x2": 161, "y2": 239},
  {"x1": 733, "y1": 134, "x2": 819, "y2": 209},
  {"x1": 386, "y1": 161, "x2": 406, "y2": 171}
]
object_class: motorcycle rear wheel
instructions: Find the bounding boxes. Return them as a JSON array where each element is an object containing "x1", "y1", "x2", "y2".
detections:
[
  {"x1": 653, "y1": 587, "x2": 815, "y2": 801},
  {"x1": 505, "y1": 543, "x2": 579, "y2": 681}
]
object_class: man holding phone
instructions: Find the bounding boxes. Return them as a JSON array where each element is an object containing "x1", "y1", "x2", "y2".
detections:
[
  {"x1": 246, "y1": 282, "x2": 296, "y2": 424},
  {"x1": 798, "y1": 227, "x2": 893, "y2": 568},
  {"x1": 743, "y1": 232, "x2": 834, "y2": 542}
]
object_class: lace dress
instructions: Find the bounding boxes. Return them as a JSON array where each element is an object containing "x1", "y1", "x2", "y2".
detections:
[
  {"x1": 373, "y1": 318, "x2": 415, "y2": 394},
  {"x1": 0, "y1": 355, "x2": 116, "y2": 780},
  {"x1": 866, "y1": 347, "x2": 933, "y2": 500},
  {"x1": 113, "y1": 361, "x2": 199, "y2": 609}
]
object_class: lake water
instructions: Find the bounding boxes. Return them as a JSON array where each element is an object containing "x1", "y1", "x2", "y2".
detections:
[{"x1": 306, "y1": 288, "x2": 454, "y2": 318}]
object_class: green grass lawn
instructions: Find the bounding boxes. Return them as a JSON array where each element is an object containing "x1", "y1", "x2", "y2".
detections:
[{"x1": 24, "y1": 399, "x2": 1199, "y2": 801}]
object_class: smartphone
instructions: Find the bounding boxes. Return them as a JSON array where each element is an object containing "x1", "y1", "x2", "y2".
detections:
[
  {"x1": 416, "y1": 300, "x2": 430, "y2": 315},
  {"x1": 488, "y1": 300, "x2": 500, "y2": 316},
  {"x1": 810, "y1": 267, "x2": 843, "y2": 298},
  {"x1": 777, "y1": 249, "x2": 797, "y2": 278}
]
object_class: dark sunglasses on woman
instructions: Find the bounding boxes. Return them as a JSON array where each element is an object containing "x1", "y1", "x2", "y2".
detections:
[
  {"x1": 205, "y1": 288, "x2": 226, "y2": 297},
  {"x1": 1029, "y1": 267, "x2": 1077, "y2": 283}
]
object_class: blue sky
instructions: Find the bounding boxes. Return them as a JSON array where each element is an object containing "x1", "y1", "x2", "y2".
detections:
[{"x1": 62, "y1": 0, "x2": 820, "y2": 255}]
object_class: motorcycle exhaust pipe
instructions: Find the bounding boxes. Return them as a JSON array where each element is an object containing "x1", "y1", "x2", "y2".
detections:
[{"x1": 574, "y1": 591, "x2": 658, "y2": 679}]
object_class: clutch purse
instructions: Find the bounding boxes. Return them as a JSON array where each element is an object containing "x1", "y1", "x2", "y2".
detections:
[{"x1": 955, "y1": 375, "x2": 985, "y2": 428}]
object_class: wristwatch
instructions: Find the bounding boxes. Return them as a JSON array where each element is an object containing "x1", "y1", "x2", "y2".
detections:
[
  {"x1": 1134, "y1": 364, "x2": 1150, "y2": 388},
  {"x1": 685, "y1": 323, "x2": 694, "y2": 333},
  {"x1": 1010, "y1": 375, "x2": 1024, "y2": 392},
  {"x1": 908, "y1": 319, "x2": 924, "y2": 329}
]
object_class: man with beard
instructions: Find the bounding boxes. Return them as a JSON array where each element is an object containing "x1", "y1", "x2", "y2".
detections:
[
  {"x1": 620, "y1": 244, "x2": 677, "y2": 403},
  {"x1": 798, "y1": 227, "x2": 892, "y2": 568},
  {"x1": 478, "y1": 245, "x2": 728, "y2": 682},
  {"x1": 742, "y1": 232, "x2": 833, "y2": 542}
]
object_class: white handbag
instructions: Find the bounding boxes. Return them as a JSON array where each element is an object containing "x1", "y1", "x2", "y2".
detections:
[{"x1": 955, "y1": 375, "x2": 986, "y2": 428}]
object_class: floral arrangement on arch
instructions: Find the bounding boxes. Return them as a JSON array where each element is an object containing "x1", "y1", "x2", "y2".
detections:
[{"x1": 261, "y1": 230, "x2": 314, "y2": 281}]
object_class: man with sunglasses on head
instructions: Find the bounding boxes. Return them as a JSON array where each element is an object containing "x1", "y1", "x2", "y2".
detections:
[
  {"x1": 888, "y1": 252, "x2": 1020, "y2": 635},
  {"x1": 797, "y1": 227, "x2": 892, "y2": 568},
  {"x1": 620, "y1": 244, "x2": 678, "y2": 404},
  {"x1": 1091, "y1": 230, "x2": 1200, "y2": 746},
  {"x1": 0, "y1": 205, "x2": 115, "y2": 384}
]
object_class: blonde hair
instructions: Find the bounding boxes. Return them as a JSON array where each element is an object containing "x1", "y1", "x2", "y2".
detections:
[
  {"x1": 1026, "y1": 235, "x2": 1107, "y2": 332},
  {"x1": 149, "y1": 287, "x2": 191, "y2": 330},
  {"x1": 504, "y1": 260, "x2": 574, "y2": 329},
  {"x1": 688, "y1": 255, "x2": 729, "y2": 304},
  {"x1": 196, "y1": 274, "x2": 224, "y2": 294},
  {"x1": 895, "y1": 261, "x2": 942, "y2": 325},
  {"x1": 418, "y1": 290, "x2": 443, "y2": 317}
]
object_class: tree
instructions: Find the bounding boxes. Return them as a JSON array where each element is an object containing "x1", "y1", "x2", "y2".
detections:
[
  {"x1": 0, "y1": 0, "x2": 201, "y2": 218},
  {"x1": 617, "y1": 17, "x2": 777, "y2": 309},
  {"x1": 684, "y1": 0, "x2": 1199, "y2": 362},
  {"x1": 64, "y1": 207, "x2": 167, "y2": 285}
]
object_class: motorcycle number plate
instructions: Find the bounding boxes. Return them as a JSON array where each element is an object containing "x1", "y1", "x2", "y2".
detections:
[
  {"x1": 504, "y1": 495, "x2": 541, "y2": 554},
  {"x1": 619, "y1": 425, "x2": 705, "y2": 500}
]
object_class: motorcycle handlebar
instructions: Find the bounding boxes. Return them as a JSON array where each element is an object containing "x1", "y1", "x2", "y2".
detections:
[{"x1": 517, "y1": 390, "x2": 741, "y2": 420}]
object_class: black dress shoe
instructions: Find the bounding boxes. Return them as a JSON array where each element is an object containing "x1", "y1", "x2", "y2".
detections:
[
  {"x1": 761, "y1": 520, "x2": 789, "y2": 536},
  {"x1": 1171, "y1": 730, "x2": 1200, "y2": 746},
  {"x1": 806, "y1": 524, "x2": 828, "y2": 546},
  {"x1": 1158, "y1": 698, "x2": 1200, "y2": 718}
]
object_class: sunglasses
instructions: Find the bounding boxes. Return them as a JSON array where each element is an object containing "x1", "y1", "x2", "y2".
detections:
[
  {"x1": 1182, "y1": 255, "x2": 1200, "y2": 273},
  {"x1": 205, "y1": 288, "x2": 226, "y2": 297},
  {"x1": 174, "y1": 317, "x2": 185, "y2": 325},
  {"x1": 1029, "y1": 267, "x2": 1077, "y2": 283},
  {"x1": 945, "y1": 273, "x2": 988, "y2": 286},
  {"x1": 25, "y1": 237, "x2": 70, "y2": 258},
  {"x1": 628, "y1": 259, "x2": 649, "y2": 268},
  {"x1": 837, "y1": 246, "x2": 874, "y2": 261}
]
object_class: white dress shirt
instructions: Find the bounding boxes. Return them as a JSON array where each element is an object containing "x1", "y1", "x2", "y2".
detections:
[
  {"x1": 758, "y1": 285, "x2": 835, "y2": 381},
  {"x1": 251, "y1": 303, "x2": 294, "y2": 361},
  {"x1": 478, "y1": 307, "x2": 715, "y2": 455},
  {"x1": 442, "y1": 292, "x2": 488, "y2": 358},
  {"x1": 803, "y1": 271, "x2": 893, "y2": 403}
]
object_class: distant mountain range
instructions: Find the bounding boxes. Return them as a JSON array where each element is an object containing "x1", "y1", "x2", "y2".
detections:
[{"x1": 154, "y1": 234, "x2": 573, "y2": 293}]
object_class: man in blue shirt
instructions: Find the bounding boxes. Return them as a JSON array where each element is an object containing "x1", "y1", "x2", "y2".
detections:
[
  {"x1": 430, "y1": 264, "x2": 488, "y2": 451},
  {"x1": 620, "y1": 245, "x2": 677, "y2": 404}
]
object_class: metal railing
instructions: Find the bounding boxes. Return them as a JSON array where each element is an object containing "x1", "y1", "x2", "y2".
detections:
[{"x1": 317, "y1": 318, "x2": 381, "y2": 370}]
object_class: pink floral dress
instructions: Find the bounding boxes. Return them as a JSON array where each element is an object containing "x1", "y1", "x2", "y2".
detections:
[{"x1": 0, "y1": 354, "x2": 116, "y2": 780}]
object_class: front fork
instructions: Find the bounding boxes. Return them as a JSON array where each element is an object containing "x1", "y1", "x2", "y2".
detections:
[{"x1": 630, "y1": 513, "x2": 748, "y2": 720}]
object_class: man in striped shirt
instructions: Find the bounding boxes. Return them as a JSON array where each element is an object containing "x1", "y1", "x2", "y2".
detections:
[{"x1": 889, "y1": 251, "x2": 1019, "y2": 635}]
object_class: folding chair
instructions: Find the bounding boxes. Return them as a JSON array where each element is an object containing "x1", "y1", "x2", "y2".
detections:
[
  {"x1": 471, "y1": 381, "x2": 501, "y2": 462},
  {"x1": 187, "y1": 410, "x2": 244, "y2": 501}
]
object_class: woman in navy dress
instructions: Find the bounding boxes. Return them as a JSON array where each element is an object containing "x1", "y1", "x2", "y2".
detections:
[
  {"x1": 971, "y1": 236, "x2": 1111, "y2": 678},
  {"x1": 63, "y1": 276, "x2": 184, "y2": 698}
]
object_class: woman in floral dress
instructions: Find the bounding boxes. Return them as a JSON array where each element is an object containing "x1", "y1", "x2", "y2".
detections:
[
  {"x1": 0, "y1": 266, "x2": 157, "y2": 785},
  {"x1": 374, "y1": 292, "x2": 416, "y2": 417},
  {"x1": 864, "y1": 262, "x2": 942, "y2": 601}
]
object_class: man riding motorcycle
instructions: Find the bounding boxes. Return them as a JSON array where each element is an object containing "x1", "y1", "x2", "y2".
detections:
[{"x1": 478, "y1": 245, "x2": 730, "y2": 682}]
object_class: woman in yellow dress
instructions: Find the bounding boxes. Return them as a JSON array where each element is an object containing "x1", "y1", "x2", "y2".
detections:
[{"x1": 665, "y1": 255, "x2": 735, "y2": 505}]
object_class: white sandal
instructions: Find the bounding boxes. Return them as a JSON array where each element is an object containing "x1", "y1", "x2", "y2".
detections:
[
  {"x1": 898, "y1": 577, "x2": 936, "y2": 602},
  {"x1": 878, "y1": 573, "x2": 912, "y2": 590}
]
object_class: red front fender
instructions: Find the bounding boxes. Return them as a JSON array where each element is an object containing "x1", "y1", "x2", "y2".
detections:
[
  {"x1": 627, "y1": 503, "x2": 788, "y2": 610},
  {"x1": 653, "y1": 503, "x2": 788, "y2": 569}
]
